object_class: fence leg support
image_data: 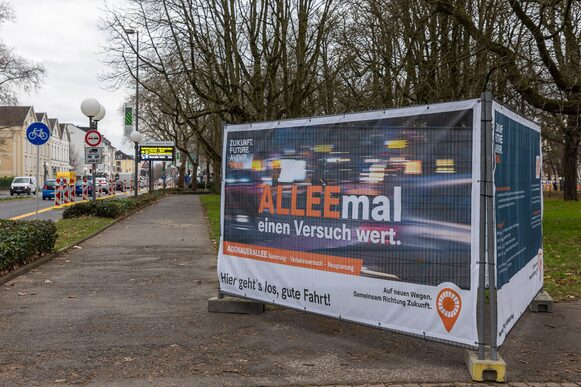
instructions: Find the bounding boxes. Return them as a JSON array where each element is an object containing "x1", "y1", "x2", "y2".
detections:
[
  {"x1": 208, "y1": 295, "x2": 265, "y2": 314},
  {"x1": 465, "y1": 347, "x2": 506, "y2": 382},
  {"x1": 529, "y1": 289, "x2": 554, "y2": 313}
]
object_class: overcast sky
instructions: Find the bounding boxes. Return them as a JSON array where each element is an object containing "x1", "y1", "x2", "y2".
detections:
[{"x1": 2, "y1": 0, "x2": 133, "y2": 153}]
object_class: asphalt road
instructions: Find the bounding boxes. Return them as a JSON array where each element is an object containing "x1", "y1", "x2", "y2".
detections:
[
  {"x1": 0, "y1": 195, "x2": 579, "y2": 386},
  {"x1": 0, "y1": 190, "x2": 138, "y2": 221},
  {"x1": 0, "y1": 193, "x2": 64, "y2": 221}
]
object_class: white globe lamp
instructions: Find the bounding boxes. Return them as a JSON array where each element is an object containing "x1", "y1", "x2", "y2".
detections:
[
  {"x1": 129, "y1": 130, "x2": 143, "y2": 143},
  {"x1": 80, "y1": 98, "x2": 101, "y2": 118},
  {"x1": 93, "y1": 105, "x2": 106, "y2": 121}
]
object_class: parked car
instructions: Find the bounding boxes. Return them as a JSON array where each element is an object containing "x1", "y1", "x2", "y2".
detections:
[
  {"x1": 95, "y1": 177, "x2": 109, "y2": 194},
  {"x1": 42, "y1": 179, "x2": 56, "y2": 200},
  {"x1": 10, "y1": 176, "x2": 37, "y2": 195},
  {"x1": 75, "y1": 180, "x2": 93, "y2": 196}
]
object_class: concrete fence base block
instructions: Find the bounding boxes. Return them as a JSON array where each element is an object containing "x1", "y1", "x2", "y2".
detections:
[
  {"x1": 207, "y1": 296, "x2": 265, "y2": 314},
  {"x1": 465, "y1": 348, "x2": 506, "y2": 382},
  {"x1": 529, "y1": 289, "x2": 554, "y2": 313}
]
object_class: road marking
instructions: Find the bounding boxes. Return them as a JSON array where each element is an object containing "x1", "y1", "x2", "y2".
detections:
[{"x1": 10, "y1": 206, "x2": 55, "y2": 220}]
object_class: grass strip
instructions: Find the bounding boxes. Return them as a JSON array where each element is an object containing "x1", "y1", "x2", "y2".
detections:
[
  {"x1": 542, "y1": 198, "x2": 581, "y2": 301},
  {"x1": 200, "y1": 194, "x2": 220, "y2": 242},
  {"x1": 200, "y1": 195, "x2": 580, "y2": 301},
  {"x1": 54, "y1": 216, "x2": 115, "y2": 251}
]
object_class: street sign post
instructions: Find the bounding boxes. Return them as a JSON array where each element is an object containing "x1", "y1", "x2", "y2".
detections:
[
  {"x1": 84, "y1": 130, "x2": 102, "y2": 201},
  {"x1": 139, "y1": 141, "x2": 176, "y2": 192},
  {"x1": 139, "y1": 141, "x2": 176, "y2": 161},
  {"x1": 84, "y1": 147, "x2": 103, "y2": 164},
  {"x1": 26, "y1": 122, "x2": 51, "y2": 218},
  {"x1": 85, "y1": 130, "x2": 102, "y2": 147}
]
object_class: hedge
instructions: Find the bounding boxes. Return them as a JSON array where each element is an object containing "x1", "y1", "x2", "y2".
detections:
[
  {"x1": 62, "y1": 191, "x2": 164, "y2": 219},
  {"x1": 0, "y1": 219, "x2": 57, "y2": 271},
  {"x1": 0, "y1": 176, "x2": 14, "y2": 187}
]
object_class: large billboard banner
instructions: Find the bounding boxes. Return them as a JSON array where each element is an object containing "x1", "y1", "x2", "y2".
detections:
[
  {"x1": 492, "y1": 103, "x2": 542, "y2": 346},
  {"x1": 218, "y1": 100, "x2": 482, "y2": 347}
]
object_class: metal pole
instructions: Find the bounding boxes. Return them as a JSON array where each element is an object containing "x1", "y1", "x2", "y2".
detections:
[
  {"x1": 35, "y1": 145, "x2": 39, "y2": 219},
  {"x1": 163, "y1": 162, "x2": 166, "y2": 190},
  {"x1": 91, "y1": 117, "x2": 97, "y2": 201},
  {"x1": 134, "y1": 142, "x2": 139, "y2": 197},
  {"x1": 135, "y1": 30, "x2": 139, "y2": 137},
  {"x1": 134, "y1": 30, "x2": 140, "y2": 198},
  {"x1": 484, "y1": 91, "x2": 498, "y2": 360},
  {"x1": 477, "y1": 92, "x2": 489, "y2": 360},
  {"x1": 149, "y1": 160, "x2": 153, "y2": 192}
]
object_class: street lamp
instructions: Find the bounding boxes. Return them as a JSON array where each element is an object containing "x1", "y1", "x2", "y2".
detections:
[
  {"x1": 94, "y1": 105, "x2": 106, "y2": 122},
  {"x1": 81, "y1": 98, "x2": 105, "y2": 200},
  {"x1": 129, "y1": 130, "x2": 143, "y2": 197},
  {"x1": 124, "y1": 27, "x2": 141, "y2": 197}
]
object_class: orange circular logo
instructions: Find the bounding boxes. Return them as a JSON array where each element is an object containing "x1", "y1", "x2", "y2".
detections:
[{"x1": 436, "y1": 288, "x2": 462, "y2": 332}]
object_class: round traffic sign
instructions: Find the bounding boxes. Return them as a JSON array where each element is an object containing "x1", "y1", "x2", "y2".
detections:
[
  {"x1": 26, "y1": 122, "x2": 51, "y2": 145},
  {"x1": 85, "y1": 130, "x2": 102, "y2": 147}
]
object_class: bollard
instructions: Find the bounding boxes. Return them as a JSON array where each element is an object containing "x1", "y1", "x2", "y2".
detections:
[
  {"x1": 54, "y1": 178, "x2": 62, "y2": 207},
  {"x1": 82, "y1": 178, "x2": 88, "y2": 201},
  {"x1": 69, "y1": 183, "x2": 74, "y2": 203},
  {"x1": 62, "y1": 178, "x2": 70, "y2": 204}
]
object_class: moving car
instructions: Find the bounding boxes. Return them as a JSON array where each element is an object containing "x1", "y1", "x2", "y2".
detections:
[
  {"x1": 42, "y1": 179, "x2": 56, "y2": 200},
  {"x1": 10, "y1": 176, "x2": 37, "y2": 195}
]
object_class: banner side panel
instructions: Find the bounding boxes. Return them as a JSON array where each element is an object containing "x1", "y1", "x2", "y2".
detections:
[{"x1": 492, "y1": 102, "x2": 543, "y2": 346}]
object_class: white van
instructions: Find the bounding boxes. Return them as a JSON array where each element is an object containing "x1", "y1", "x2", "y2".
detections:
[
  {"x1": 115, "y1": 173, "x2": 133, "y2": 190},
  {"x1": 10, "y1": 176, "x2": 37, "y2": 195}
]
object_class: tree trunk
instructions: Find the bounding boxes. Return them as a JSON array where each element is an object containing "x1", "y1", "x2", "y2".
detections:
[
  {"x1": 177, "y1": 149, "x2": 187, "y2": 188},
  {"x1": 562, "y1": 116, "x2": 580, "y2": 201}
]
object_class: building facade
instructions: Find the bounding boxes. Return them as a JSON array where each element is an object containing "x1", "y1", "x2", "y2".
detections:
[
  {"x1": 0, "y1": 106, "x2": 36, "y2": 179},
  {"x1": 115, "y1": 150, "x2": 134, "y2": 174},
  {"x1": 67, "y1": 124, "x2": 117, "y2": 178},
  {"x1": 47, "y1": 118, "x2": 71, "y2": 179},
  {"x1": 2, "y1": 106, "x2": 125, "y2": 183}
]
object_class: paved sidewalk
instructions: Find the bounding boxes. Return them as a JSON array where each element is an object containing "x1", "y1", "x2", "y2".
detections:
[{"x1": 0, "y1": 195, "x2": 579, "y2": 386}]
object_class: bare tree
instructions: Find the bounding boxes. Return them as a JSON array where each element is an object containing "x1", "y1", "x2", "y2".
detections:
[
  {"x1": 102, "y1": 0, "x2": 341, "y2": 181},
  {"x1": 0, "y1": 2, "x2": 44, "y2": 105},
  {"x1": 434, "y1": 0, "x2": 580, "y2": 200},
  {"x1": 101, "y1": 0, "x2": 579, "y2": 198}
]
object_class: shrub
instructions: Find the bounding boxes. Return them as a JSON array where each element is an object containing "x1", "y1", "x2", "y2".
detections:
[
  {"x1": 0, "y1": 219, "x2": 57, "y2": 271},
  {"x1": 62, "y1": 192, "x2": 163, "y2": 219},
  {"x1": 0, "y1": 176, "x2": 14, "y2": 187},
  {"x1": 63, "y1": 199, "x2": 134, "y2": 219},
  {"x1": 197, "y1": 181, "x2": 214, "y2": 190}
]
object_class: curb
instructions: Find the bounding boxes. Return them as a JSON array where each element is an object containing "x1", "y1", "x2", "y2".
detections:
[
  {"x1": 0, "y1": 195, "x2": 164, "y2": 286},
  {"x1": 199, "y1": 197, "x2": 219, "y2": 250}
]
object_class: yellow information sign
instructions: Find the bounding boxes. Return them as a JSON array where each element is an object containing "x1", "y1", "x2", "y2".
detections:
[{"x1": 139, "y1": 142, "x2": 175, "y2": 161}]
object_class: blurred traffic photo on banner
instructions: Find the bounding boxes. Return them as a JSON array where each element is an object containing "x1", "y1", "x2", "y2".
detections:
[{"x1": 218, "y1": 100, "x2": 482, "y2": 347}]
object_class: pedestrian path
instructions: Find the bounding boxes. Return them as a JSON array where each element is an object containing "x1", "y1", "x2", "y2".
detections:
[{"x1": 0, "y1": 195, "x2": 579, "y2": 386}]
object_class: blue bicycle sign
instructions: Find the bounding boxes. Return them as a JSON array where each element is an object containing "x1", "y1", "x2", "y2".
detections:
[{"x1": 26, "y1": 122, "x2": 51, "y2": 145}]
